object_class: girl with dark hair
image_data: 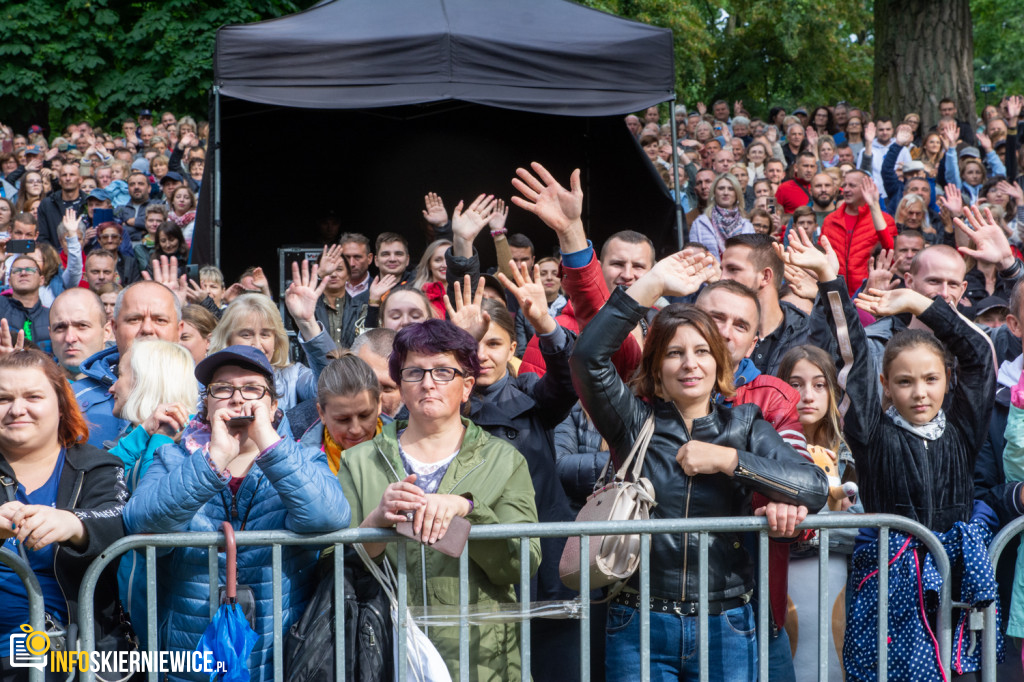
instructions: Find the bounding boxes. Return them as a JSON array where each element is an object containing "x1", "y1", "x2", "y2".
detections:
[
  {"x1": 339, "y1": 319, "x2": 542, "y2": 680},
  {"x1": 0, "y1": 349, "x2": 136, "y2": 679},
  {"x1": 572, "y1": 249, "x2": 828, "y2": 681},
  {"x1": 780, "y1": 213, "x2": 1001, "y2": 679},
  {"x1": 147, "y1": 221, "x2": 188, "y2": 278},
  {"x1": 446, "y1": 265, "x2": 582, "y2": 681},
  {"x1": 810, "y1": 106, "x2": 838, "y2": 138}
]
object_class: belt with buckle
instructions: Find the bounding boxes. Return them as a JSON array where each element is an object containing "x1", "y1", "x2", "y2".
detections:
[{"x1": 613, "y1": 590, "x2": 752, "y2": 617}]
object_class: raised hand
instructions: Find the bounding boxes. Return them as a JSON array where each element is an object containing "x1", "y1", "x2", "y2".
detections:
[
  {"x1": 997, "y1": 180, "x2": 1024, "y2": 204},
  {"x1": 250, "y1": 267, "x2": 270, "y2": 295},
  {"x1": 510, "y1": 162, "x2": 584, "y2": 245},
  {"x1": 894, "y1": 124, "x2": 914, "y2": 147},
  {"x1": 451, "y1": 194, "x2": 497, "y2": 244},
  {"x1": 940, "y1": 119, "x2": 959, "y2": 147},
  {"x1": 696, "y1": 101, "x2": 707, "y2": 116},
  {"x1": 856, "y1": 287, "x2": 933, "y2": 319},
  {"x1": 444, "y1": 274, "x2": 491, "y2": 341},
  {"x1": 863, "y1": 121, "x2": 876, "y2": 146},
  {"x1": 938, "y1": 184, "x2": 964, "y2": 217},
  {"x1": 285, "y1": 259, "x2": 327, "y2": 340},
  {"x1": 775, "y1": 226, "x2": 835, "y2": 282},
  {"x1": 497, "y1": 262, "x2": 555, "y2": 335},
  {"x1": 222, "y1": 283, "x2": 247, "y2": 305},
  {"x1": 976, "y1": 132, "x2": 993, "y2": 153},
  {"x1": 954, "y1": 204, "x2": 1015, "y2": 270},
  {"x1": 368, "y1": 274, "x2": 399, "y2": 305},
  {"x1": 733, "y1": 100, "x2": 744, "y2": 116},
  {"x1": 0, "y1": 318, "x2": 25, "y2": 356},
  {"x1": 488, "y1": 199, "x2": 509, "y2": 235},
  {"x1": 318, "y1": 244, "x2": 345, "y2": 278},
  {"x1": 783, "y1": 263, "x2": 819, "y2": 300},
  {"x1": 627, "y1": 248, "x2": 715, "y2": 307},
  {"x1": 422, "y1": 192, "x2": 449, "y2": 227},
  {"x1": 141, "y1": 255, "x2": 187, "y2": 305},
  {"x1": 184, "y1": 278, "x2": 206, "y2": 304},
  {"x1": 61, "y1": 208, "x2": 80, "y2": 240},
  {"x1": 1006, "y1": 95, "x2": 1023, "y2": 126},
  {"x1": 860, "y1": 174, "x2": 880, "y2": 208},
  {"x1": 805, "y1": 127, "x2": 818, "y2": 147},
  {"x1": 864, "y1": 249, "x2": 897, "y2": 292}
]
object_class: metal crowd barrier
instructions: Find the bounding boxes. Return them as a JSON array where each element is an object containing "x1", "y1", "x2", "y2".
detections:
[
  {"x1": 0, "y1": 549, "x2": 47, "y2": 682},
  {"x1": 982, "y1": 514, "x2": 1024, "y2": 682},
  {"x1": 73, "y1": 514, "x2": 953, "y2": 682}
]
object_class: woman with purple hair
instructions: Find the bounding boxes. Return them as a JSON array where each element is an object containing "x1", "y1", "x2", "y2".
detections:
[{"x1": 338, "y1": 318, "x2": 541, "y2": 680}]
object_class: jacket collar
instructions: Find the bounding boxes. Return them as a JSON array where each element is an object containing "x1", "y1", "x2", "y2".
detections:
[{"x1": 371, "y1": 417, "x2": 489, "y2": 494}]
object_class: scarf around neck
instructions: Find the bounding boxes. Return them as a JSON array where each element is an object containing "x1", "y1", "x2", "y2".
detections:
[
  {"x1": 711, "y1": 204, "x2": 743, "y2": 238},
  {"x1": 885, "y1": 405, "x2": 946, "y2": 441}
]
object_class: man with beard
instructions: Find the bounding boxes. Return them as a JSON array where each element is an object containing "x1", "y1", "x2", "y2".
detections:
[
  {"x1": 775, "y1": 152, "x2": 817, "y2": 215},
  {"x1": 685, "y1": 169, "x2": 714, "y2": 228},
  {"x1": 810, "y1": 172, "x2": 838, "y2": 228}
]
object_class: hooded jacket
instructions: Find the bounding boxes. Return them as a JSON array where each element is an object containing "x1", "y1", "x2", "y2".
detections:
[
  {"x1": 123, "y1": 424, "x2": 350, "y2": 682},
  {"x1": 72, "y1": 345, "x2": 127, "y2": 449}
]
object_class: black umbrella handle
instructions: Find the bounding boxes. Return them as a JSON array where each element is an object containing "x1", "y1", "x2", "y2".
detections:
[{"x1": 221, "y1": 521, "x2": 237, "y2": 601}]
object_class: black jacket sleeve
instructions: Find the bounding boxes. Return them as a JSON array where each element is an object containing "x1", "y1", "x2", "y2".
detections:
[{"x1": 520, "y1": 326, "x2": 577, "y2": 429}]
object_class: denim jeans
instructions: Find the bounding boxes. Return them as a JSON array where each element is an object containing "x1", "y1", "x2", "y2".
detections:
[{"x1": 605, "y1": 601, "x2": 758, "y2": 681}]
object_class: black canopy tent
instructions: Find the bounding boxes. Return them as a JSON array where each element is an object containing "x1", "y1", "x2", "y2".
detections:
[{"x1": 193, "y1": 0, "x2": 680, "y2": 281}]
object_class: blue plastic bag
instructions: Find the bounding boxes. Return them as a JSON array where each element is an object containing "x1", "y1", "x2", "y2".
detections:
[{"x1": 195, "y1": 602, "x2": 258, "y2": 682}]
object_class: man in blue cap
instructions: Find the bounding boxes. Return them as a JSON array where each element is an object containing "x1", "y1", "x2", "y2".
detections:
[{"x1": 158, "y1": 171, "x2": 184, "y2": 202}]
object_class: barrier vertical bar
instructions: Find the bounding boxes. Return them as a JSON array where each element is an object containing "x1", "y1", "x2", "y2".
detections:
[
  {"x1": 640, "y1": 533, "x2": 651, "y2": 682},
  {"x1": 878, "y1": 527, "x2": 889, "y2": 681},
  {"x1": 698, "y1": 532, "x2": 709, "y2": 681},
  {"x1": 334, "y1": 547, "x2": 346, "y2": 682},
  {"x1": 208, "y1": 545, "x2": 219, "y2": 619},
  {"x1": 212, "y1": 84, "x2": 222, "y2": 267},
  {"x1": 982, "y1": 603, "x2": 997, "y2": 682},
  {"x1": 580, "y1": 534, "x2": 590, "y2": 681},
  {"x1": 459, "y1": 548, "x2": 470, "y2": 682},
  {"x1": 397, "y1": 542, "x2": 408, "y2": 682},
  {"x1": 146, "y1": 544, "x2": 159, "y2": 682},
  {"x1": 272, "y1": 544, "x2": 283, "y2": 682},
  {"x1": 758, "y1": 530, "x2": 769, "y2": 682},
  {"x1": 669, "y1": 97, "x2": 685, "y2": 248},
  {"x1": 520, "y1": 537, "x2": 531, "y2": 682},
  {"x1": 817, "y1": 530, "x2": 830, "y2": 682}
]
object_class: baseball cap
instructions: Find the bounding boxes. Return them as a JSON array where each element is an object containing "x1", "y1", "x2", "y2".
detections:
[
  {"x1": 160, "y1": 171, "x2": 183, "y2": 184},
  {"x1": 479, "y1": 274, "x2": 507, "y2": 302},
  {"x1": 959, "y1": 146, "x2": 981, "y2": 159},
  {"x1": 195, "y1": 345, "x2": 275, "y2": 386},
  {"x1": 27, "y1": 125, "x2": 43, "y2": 135},
  {"x1": 793, "y1": 107, "x2": 808, "y2": 116},
  {"x1": 24, "y1": 145, "x2": 42, "y2": 156},
  {"x1": 974, "y1": 296, "x2": 1009, "y2": 317},
  {"x1": 901, "y1": 160, "x2": 926, "y2": 174},
  {"x1": 87, "y1": 188, "x2": 112, "y2": 202},
  {"x1": 139, "y1": 109, "x2": 153, "y2": 118}
]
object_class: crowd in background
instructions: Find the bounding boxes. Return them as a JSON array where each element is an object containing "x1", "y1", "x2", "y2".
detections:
[{"x1": 0, "y1": 93, "x2": 1022, "y2": 681}]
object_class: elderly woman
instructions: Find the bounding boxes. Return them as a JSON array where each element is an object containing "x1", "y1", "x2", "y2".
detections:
[
  {"x1": 689, "y1": 173, "x2": 754, "y2": 261},
  {"x1": 123, "y1": 345, "x2": 350, "y2": 682},
  {"x1": 339, "y1": 319, "x2": 541, "y2": 680},
  {"x1": 0, "y1": 350, "x2": 135, "y2": 678}
]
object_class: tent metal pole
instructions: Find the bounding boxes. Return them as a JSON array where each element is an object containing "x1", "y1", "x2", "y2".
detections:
[
  {"x1": 669, "y1": 97, "x2": 684, "y2": 249},
  {"x1": 213, "y1": 85, "x2": 222, "y2": 268}
]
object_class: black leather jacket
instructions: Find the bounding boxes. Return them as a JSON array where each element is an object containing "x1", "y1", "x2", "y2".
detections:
[{"x1": 570, "y1": 288, "x2": 829, "y2": 602}]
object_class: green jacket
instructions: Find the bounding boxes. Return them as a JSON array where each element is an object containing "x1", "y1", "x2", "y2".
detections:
[{"x1": 339, "y1": 418, "x2": 542, "y2": 681}]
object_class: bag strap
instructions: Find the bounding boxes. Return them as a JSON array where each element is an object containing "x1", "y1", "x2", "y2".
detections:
[
  {"x1": 0, "y1": 474, "x2": 29, "y2": 563},
  {"x1": 353, "y1": 543, "x2": 399, "y2": 608},
  {"x1": 627, "y1": 415, "x2": 656, "y2": 482},
  {"x1": 596, "y1": 413, "x2": 655, "y2": 487}
]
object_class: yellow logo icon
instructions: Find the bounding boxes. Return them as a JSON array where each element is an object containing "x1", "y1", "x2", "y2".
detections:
[{"x1": 20, "y1": 624, "x2": 51, "y2": 656}]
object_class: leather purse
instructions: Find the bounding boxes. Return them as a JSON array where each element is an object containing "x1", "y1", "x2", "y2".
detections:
[
  {"x1": 559, "y1": 414, "x2": 657, "y2": 591},
  {"x1": 396, "y1": 513, "x2": 471, "y2": 558}
]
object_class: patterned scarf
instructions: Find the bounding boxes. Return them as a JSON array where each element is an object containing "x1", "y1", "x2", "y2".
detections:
[
  {"x1": 885, "y1": 405, "x2": 946, "y2": 441},
  {"x1": 170, "y1": 210, "x2": 196, "y2": 228},
  {"x1": 709, "y1": 204, "x2": 745, "y2": 255}
]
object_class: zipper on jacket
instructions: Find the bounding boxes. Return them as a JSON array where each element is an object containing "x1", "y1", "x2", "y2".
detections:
[
  {"x1": 54, "y1": 471, "x2": 85, "y2": 636},
  {"x1": 680, "y1": 476, "x2": 693, "y2": 601},
  {"x1": 734, "y1": 465, "x2": 799, "y2": 497}
]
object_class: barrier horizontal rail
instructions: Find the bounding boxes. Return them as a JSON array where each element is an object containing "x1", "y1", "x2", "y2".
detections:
[{"x1": 73, "y1": 513, "x2": 952, "y2": 682}]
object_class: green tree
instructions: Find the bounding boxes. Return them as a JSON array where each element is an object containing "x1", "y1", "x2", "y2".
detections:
[
  {"x1": 972, "y1": 0, "x2": 1024, "y2": 102},
  {"x1": 0, "y1": 0, "x2": 314, "y2": 132}
]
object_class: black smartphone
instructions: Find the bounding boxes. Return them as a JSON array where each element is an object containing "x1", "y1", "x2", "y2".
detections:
[
  {"x1": 93, "y1": 207, "x2": 114, "y2": 225},
  {"x1": 186, "y1": 264, "x2": 200, "y2": 282},
  {"x1": 226, "y1": 415, "x2": 255, "y2": 427},
  {"x1": 7, "y1": 240, "x2": 35, "y2": 254},
  {"x1": 766, "y1": 198, "x2": 777, "y2": 215}
]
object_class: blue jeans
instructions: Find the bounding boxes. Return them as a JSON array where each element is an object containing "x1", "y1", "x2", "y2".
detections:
[{"x1": 605, "y1": 601, "x2": 758, "y2": 681}]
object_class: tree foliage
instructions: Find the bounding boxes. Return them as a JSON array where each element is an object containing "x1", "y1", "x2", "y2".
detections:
[
  {"x1": 972, "y1": 0, "x2": 1024, "y2": 100},
  {"x1": 0, "y1": 0, "x2": 314, "y2": 132}
]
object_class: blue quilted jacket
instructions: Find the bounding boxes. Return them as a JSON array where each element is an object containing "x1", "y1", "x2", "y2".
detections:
[{"x1": 122, "y1": 431, "x2": 351, "y2": 681}]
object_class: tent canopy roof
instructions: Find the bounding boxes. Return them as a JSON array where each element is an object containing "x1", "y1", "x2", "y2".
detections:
[{"x1": 214, "y1": 0, "x2": 675, "y2": 116}]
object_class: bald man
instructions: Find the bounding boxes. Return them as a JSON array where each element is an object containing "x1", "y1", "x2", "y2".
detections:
[
  {"x1": 49, "y1": 288, "x2": 112, "y2": 381},
  {"x1": 74, "y1": 280, "x2": 183, "y2": 447}
]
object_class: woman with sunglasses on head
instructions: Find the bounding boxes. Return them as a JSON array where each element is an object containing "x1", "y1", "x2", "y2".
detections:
[{"x1": 123, "y1": 345, "x2": 350, "y2": 682}]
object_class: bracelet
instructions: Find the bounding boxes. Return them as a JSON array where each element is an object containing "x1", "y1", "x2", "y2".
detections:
[
  {"x1": 490, "y1": 228, "x2": 507, "y2": 238},
  {"x1": 998, "y1": 259, "x2": 1022, "y2": 280}
]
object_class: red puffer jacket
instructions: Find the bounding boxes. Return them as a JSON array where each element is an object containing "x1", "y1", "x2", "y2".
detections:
[{"x1": 820, "y1": 203, "x2": 896, "y2": 296}]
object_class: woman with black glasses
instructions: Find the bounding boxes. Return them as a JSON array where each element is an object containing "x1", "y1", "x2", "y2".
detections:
[{"x1": 123, "y1": 345, "x2": 350, "y2": 682}]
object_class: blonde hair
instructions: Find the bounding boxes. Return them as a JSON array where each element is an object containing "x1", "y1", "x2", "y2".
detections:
[
  {"x1": 412, "y1": 239, "x2": 452, "y2": 289},
  {"x1": 208, "y1": 293, "x2": 291, "y2": 368},
  {"x1": 120, "y1": 340, "x2": 199, "y2": 426}
]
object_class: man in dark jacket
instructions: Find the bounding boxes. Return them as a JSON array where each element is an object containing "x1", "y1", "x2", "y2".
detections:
[
  {"x1": 0, "y1": 254, "x2": 50, "y2": 350},
  {"x1": 37, "y1": 163, "x2": 86, "y2": 248}
]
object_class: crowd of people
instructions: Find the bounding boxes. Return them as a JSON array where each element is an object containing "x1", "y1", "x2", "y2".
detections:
[{"x1": 0, "y1": 93, "x2": 1022, "y2": 682}]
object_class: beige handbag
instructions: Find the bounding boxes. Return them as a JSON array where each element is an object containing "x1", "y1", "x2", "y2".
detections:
[{"x1": 559, "y1": 415, "x2": 657, "y2": 591}]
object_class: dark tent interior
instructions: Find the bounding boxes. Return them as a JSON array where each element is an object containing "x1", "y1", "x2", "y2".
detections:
[
  {"x1": 206, "y1": 99, "x2": 676, "y2": 286},
  {"x1": 193, "y1": 0, "x2": 679, "y2": 286}
]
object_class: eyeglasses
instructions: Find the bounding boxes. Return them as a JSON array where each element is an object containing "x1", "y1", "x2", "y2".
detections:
[
  {"x1": 99, "y1": 233, "x2": 120, "y2": 241},
  {"x1": 10, "y1": 267, "x2": 38, "y2": 275},
  {"x1": 399, "y1": 367, "x2": 464, "y2": 383},
  {"x1": 207, "y1": 384, "x2": 271, "y2": 400}
]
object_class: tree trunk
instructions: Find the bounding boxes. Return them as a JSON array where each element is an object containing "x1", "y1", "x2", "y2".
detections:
[{"x1": 873, "y1": 0, "x2": 975, "y2": 131}]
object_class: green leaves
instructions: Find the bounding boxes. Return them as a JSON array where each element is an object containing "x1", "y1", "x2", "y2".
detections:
[{"x1": 0, "y1": 0, "x2": 310, "y2": 131}]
